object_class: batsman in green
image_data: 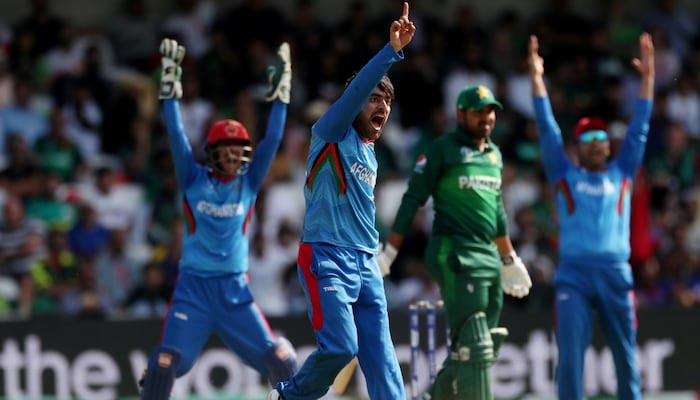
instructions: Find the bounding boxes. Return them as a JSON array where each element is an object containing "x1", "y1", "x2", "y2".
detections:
[{"x1": 377, "y1": 85, "x2": 532, "y2": 399}]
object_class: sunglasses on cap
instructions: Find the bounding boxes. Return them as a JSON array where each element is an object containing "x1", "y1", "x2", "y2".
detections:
[{"x1": 579, "y1": 130, "x2": 608, "y2": 143}]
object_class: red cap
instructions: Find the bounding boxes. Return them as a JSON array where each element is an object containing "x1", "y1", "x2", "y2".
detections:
[
  {"x1": 573, "y1": 117, "x2": 607, "y2": 141},
  {"x1": 207, "y1": 119, "x2": 250, "y2": 146}
]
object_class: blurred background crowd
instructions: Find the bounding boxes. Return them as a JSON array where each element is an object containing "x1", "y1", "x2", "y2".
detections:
[{"x1": 0, "y1": 0, "x2": 698, "y2": 320}]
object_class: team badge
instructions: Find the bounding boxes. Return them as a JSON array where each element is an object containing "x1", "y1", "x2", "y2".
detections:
[
  {"x1": 414, "y1": 154, "x2": 427, "y2": 173},
  {"x1": 488, "y1": 152, "x2": 498, "y2": 164},
  {"x1": 476, "y1": 86, "x2": 491, "y2": 99},
  {"x1": 158, "y1": 353, "x2": 173, "y2": 367}
]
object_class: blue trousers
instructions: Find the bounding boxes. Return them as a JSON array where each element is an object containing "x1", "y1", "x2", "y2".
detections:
[
  {"x1": 554, "y1": 260, "x2": 641, "y2": 400},
  {"x1": 160, "y1": 270, "x2": 277, "y2": 378},
  {"x1": 277, "y1": 242, "x2": 405, "y2": 400}
]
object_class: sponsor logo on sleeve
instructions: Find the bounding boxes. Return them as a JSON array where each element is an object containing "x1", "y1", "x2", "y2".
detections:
[{"x1": 414, "y1": 154, "x2": 427, "y2": 173}]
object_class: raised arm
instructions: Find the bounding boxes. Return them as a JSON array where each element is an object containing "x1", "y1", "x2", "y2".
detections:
[
  {"x1": 160, "y1": 38, "x2": 197, "y2": 188},
  {"x1": 528, "y1": 35, "x2": 571, "y2": 182},
  {"x1": 633, "y1": 33, "x2": 655, "y2": 101},
  {"x1": 614, "y1": 33, "x2": 655, "y2": 177},
  {"x1": 529, "y1": 35, "x2": 548, "y2": 98},
  {"x1": 247, "y1": 43, "x2": 292, "y2": 192},
  {"x1": 313, "y1": 2, "x2": 414, "y2": 142}
]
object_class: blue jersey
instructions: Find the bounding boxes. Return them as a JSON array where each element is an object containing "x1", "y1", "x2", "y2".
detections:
[
  {"x1": 162, "y1": 99, "x2": 286, "y2": 275},
  {"x1": 533, "y1": 96, "x2": 652, "y2": 262},
  {"x1": 301, "y1": 43, "x2": 403, "y2": 253}
]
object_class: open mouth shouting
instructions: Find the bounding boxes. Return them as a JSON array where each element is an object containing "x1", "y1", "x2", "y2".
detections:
[{"x1": 370, "y1": 114, "x2": 386, "y2": 133}]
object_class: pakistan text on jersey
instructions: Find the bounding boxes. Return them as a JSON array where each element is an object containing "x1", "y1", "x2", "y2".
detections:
[
  {"x1": 458, "y1": 175, "x2": 501, "y2": 191},
  {"x1": 350, "y1": 162, "x2": 376, "y2": 187},
  {"x1": 196, "y1": 200, "x2": 245, "y2": 217}
]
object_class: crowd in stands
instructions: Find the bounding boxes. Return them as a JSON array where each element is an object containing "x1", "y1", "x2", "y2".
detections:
[{"x1": 0, "y1": 0, "x2": 698, "y2": 319}]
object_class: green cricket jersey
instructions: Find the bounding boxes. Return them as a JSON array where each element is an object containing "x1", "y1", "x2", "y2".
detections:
[{"x1": 392, "y1": 128, "x2": 507, "y2": 269}]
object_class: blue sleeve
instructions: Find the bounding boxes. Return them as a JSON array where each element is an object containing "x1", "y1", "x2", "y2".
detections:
[
  {"x1": 612, "y1": 98, "x2": 653, "y2": 177},
  {"x1": 246, "y1": 100, "x2": 287, "y2": 193},
  {"x1": 533, "y1": 96, "x2": 571, "y2": 182},
  {"x1": 312, "y1": 43, "x2": 403, "y2": 143},
  {"x1": 162, "y1": 98, "x2": 197, "y2": 188}
]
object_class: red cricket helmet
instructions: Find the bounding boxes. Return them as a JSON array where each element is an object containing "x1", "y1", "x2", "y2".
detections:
[
  {"x1": 207, "y1": 119, "x2": 251, "y2": 146},
  {"x1": 573, "y1": 117, "x2": 607, "y2": 141},
  {"x1": 204, "y1": 119, "x2": 253, "y2": 176}
]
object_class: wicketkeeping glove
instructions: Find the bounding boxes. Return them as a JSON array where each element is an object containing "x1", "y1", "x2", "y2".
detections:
[
  {"x1": 159, "y1": 38, "x2": 186, "y2": 99},
  {"x1": 265, "y1": 42, "x2": 292, "y2": 104},
  {"x1": 501, "y1": 252, "x2": 532, "y2": 298},
  {"x1": 375, "y1": 243, "x2": 398, "y2": 277}
]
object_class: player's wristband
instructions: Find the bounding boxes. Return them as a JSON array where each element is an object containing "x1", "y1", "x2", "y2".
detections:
[{"x1": 501, "y1": 251, "x2": 517, "y2": 265}]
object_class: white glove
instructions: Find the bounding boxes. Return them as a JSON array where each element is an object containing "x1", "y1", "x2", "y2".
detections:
[
  {"x1": 264, "y1": 42, "x2": 292, "y2": 104},
  {"x1": 159, "y1": 38, "x2": 186, "y2": 99},
  {"x1": 501, "y1": 252, "x2": 532, "y2": 298},
  {"x1": 375, "y1": 243, "x2": 398, "y2": 277}
]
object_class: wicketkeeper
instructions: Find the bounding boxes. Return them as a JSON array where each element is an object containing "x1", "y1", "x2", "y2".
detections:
[{"x1": 138, "y1": 38, "x2": 296, "y2": 400}]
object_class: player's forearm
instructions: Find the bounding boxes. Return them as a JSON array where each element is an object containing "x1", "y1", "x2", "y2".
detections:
[
  {"x1": 638, "y1": 74, "x2": 654, "y2": 100},
  {"x1": 390, "y1": 193, "x2": 424, "y2": 235},
  {"x1": 248, "y1": 101, "x2": 287, "y2": 190},
  {"x1": 162, "y1": 99, "x2": 195, "y2": 185},
  {"x1": 493, "y1": 235, "x2": 515, "y2": 256},
  {"x1": 531, "y1": 74, "x2": 548, "y2": 97}
]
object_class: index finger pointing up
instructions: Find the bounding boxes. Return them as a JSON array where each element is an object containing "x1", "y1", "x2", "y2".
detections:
[{"x1": 402, "y1": 2, "x2": 409, "y2": 19}]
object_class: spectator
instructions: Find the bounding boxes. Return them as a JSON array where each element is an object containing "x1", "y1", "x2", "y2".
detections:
[
  {"x1": 107, "y1": 0, "x2": 159, "y2": 73},
  {"x1": 31, "y1": 228, "x2": 79, "y2": 315},
  {"x1": 0, "y1": 194, "x2": 46, "y2": 318},
  {"x1": 60, "y1": 255, "x2": 110, "y2": 318},
  {"x1": 0, "y1": 134, "x2": 42, "y2": 199},
  {"x1": 0, "y1": 79, "x2": 48, "y2": 157},
  {"x1": 78, "y1": 166, "x2": 145, "y2": 239},
  {"x1": 67, "y1": 202, "x2": 109, "y2": 258},
  {"x1": 12, "y1": 0, "x2": 66, "y2": 60},
  {"x1": 161, "y1": 0, "x2": 218, "y2": 60},
  {"x1": 24, "y1": 171, "x2": 76, "y2": 229},
  {"x1": 33, "y1": 108, "x2": 87, "y2": 182},
  {"x1": 122, "y1": 260, "x2": 172, "y2": 318},
  {"x1": 94, "y1": 227, "x2": 148, "y2": 309}
]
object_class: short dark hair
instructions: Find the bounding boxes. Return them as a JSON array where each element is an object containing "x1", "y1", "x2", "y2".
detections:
[{"x1": 344, "y1": 72, "x2": 395, "y2": 101}]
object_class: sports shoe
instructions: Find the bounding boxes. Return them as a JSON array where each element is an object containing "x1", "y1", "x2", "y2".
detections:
[{"x1": 264, "y1": 42, "x2": 292, "y2": 104}]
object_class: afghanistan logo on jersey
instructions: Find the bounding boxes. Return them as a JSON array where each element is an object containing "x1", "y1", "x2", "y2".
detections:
[{"x1": 414, "y1": 154, "x2": 427, "y2": 173}]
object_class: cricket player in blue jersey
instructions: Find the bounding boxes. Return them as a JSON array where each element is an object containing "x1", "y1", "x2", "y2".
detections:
[
  {"x1": 268, "y1": 3, "x2": 415, "y2": 400},
  {"x1": 139, "y1": 38, "x2": 297, "y2": 399},
  {"x1": 529, "y1": 33, "x2": 655, "y2": 400}
]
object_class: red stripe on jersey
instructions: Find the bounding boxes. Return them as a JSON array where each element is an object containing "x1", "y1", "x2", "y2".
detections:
[
  {"x1": 183, "y1": 196, "x2": 196, "y2": 234},
  {"x1": 617, "y1": 178, "x2": 630, "y2": 215},
  {"x1": 555, "y1": 179, "x2": 575, "y2": 214},
  {"x1": 630, "y1": 289, "x2": 638, "y2": 329},
  {"x1": 298, "y1": 243, "x2": 323, "y2": 330},
  {"x1": 242, "y1": 205, "x2": 254, "y2": 234},
  {"x1": 306, "y1": 143, "x2": 347, "y2": 194}
]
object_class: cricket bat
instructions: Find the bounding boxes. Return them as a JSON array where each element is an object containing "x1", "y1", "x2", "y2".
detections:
[{"x1": 331, "y1": 357, "x2": 358, "y2": 395}]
